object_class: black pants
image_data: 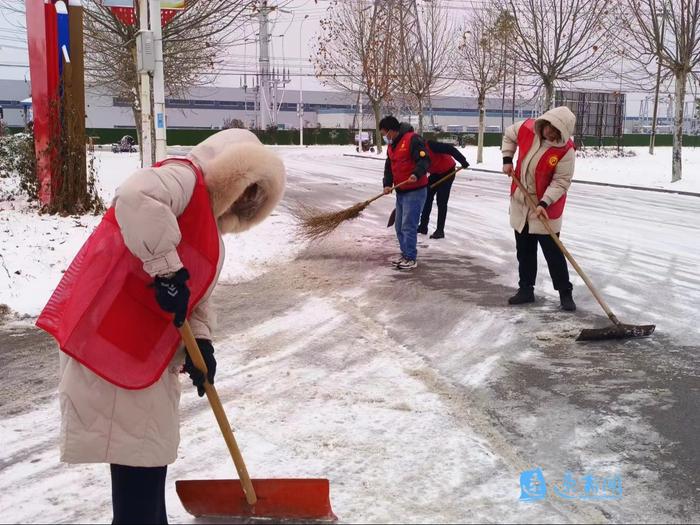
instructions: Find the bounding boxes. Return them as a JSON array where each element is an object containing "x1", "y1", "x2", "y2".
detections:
[
  {"x1": 111, "y1": 464, "x2": 168, "y2": 525},
  {"x1": 515, "y1": 222, "x2": 572, "y2": 292},
  {"x1": 420, "y1": 171, "x2": 454, "y2": 232}
]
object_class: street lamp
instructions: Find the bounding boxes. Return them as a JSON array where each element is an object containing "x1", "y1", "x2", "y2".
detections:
[
  {"x1": 298, "y1": 14, "x2": 309, "y2": 146},
  {"x1": 650, "y1": 6, "x2": 666, "y2": 155}
]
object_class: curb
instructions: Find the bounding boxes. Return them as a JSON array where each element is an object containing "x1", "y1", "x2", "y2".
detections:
[{"x1": 342, "y1": 154, "x2": 700, "y2": 198}]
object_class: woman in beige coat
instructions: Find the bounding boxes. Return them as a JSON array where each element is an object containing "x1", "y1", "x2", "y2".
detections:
[
  {"x1": 501, "y1": 106, "x2": 577, "y2": 311},
  {"x1": 57, "y1": 129, "x2": 285, "y2": 524}
]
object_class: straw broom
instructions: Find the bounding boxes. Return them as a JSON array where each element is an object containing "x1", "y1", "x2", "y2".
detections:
[{"x1": 293, "y1": 179, "x2": 411, "y2": 241}]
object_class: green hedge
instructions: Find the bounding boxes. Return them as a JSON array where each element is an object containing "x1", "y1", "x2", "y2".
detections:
[{"x1": 8, "y1": 125, "x2": 700, "y2": 148}]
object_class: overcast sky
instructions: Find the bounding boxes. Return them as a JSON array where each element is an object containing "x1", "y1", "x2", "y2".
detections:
[
  {"x1": 0, "y1": 0, "x2": 330, "y2": 91},
  {"x1": 0, "y1": 1, "x2": 685, "y2": 115}
]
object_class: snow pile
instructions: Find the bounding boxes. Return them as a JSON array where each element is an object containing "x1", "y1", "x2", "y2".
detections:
[
  {"x1": 575, "y1": 147, "x2": 637, "y2": 159},
  {"x1": 0, "y1": 151, "x2": 304, "y2": 317}
]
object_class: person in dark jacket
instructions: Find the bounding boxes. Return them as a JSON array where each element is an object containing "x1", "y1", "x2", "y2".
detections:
[
  {"x1": 418, "y1": 141, "x2": 470, "y2": 239},
  {"x1": 380, "y1": 116, "x2": 430, "y2": 270}
]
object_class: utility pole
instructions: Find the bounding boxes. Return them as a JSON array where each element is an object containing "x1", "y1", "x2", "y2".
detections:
[
  {"x1": 511, "y1": 56, "x2": 516, "y2": 124},
  {"x1": 500, "y1": 43, "x2": 506, "y2": 133},
  {"x1": 298, "y1": 14, "x2": 308, "y2": 145},
  {"x1": 258, "y1": 1, "x2": 272, "y2": 130},
  {"x1": 358, "y1": 91, "x2": 363, "y2": 151},
  {"x1": 137, "y1": 0, "x2": 152, "y2": 167},
  {"x1": 150, "y1": 0, "x2": 167, "y2": 161}
]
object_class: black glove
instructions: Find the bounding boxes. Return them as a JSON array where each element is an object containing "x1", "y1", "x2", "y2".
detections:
[
  {"x1": 153, "y1": 267, "x2": 190, "y2": 327},
  {"x1": 184, "y1": 338, "x2": 216, "y2": 397}
]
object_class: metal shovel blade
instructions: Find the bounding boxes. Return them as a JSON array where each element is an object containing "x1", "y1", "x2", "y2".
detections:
[
  {"x1": 176, "y1": 479, "x2": 337, "y2": 521},
  {"x1": 387, "y1": 208, "x2": 396, "y2": 228},
  {"x1": 577, "y1": 324, "x2": 656, "y2": 341}
]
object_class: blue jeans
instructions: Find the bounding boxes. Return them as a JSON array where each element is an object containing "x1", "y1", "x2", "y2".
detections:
[{"x1": 394, "y1": 187, "x2": 427, "y2": 261}]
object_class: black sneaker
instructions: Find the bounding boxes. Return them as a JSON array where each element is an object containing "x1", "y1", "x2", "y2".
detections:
[
  {"x1": 430, "y1": 230, "x2": 444, "y2": 239},
  {"x1": 559, "y1": 290, "x2": 576, "y2": 311},
  {"x1": 417, "y1": 224, "x2": 428, "y2": 235},
  {"x1": 508, "y1": 288, "x2": 535, "y2": 305}
]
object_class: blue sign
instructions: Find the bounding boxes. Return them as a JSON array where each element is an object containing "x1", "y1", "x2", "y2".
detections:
[
  {"x1": 56, "y1": 1, "x2": 70, "y2": 78},
  {"x1": 520, "y1": 468, "x2": 623, "y2": 502},
  {"x1": 157, "y1": 113, "x2": 164, "y2": 129}
]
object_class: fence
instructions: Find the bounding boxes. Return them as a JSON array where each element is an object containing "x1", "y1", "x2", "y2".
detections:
[{"x1": 7, "y1": 126, "x2": 700, "y2": 148}]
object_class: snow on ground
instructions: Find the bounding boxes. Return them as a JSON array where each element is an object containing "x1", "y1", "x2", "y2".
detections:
[
  {"x1": 0, "y1": 151, "x2": 304, "y2": 317},
  {"x1": 0, "y1": 144, "x2": 699, "y2": 523},
  {"x1": 0, "y1": 143, "x2": 697, "y2": 314}
]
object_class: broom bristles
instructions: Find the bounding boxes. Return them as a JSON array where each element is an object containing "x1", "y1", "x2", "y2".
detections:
[{"x1": 292, "y1": 200, "x2": 370, "y2": 241}]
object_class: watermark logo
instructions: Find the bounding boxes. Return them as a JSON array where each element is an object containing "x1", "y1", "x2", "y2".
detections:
[
  {"x1": 519, "y1": 467, "x2": 547, "y2": 502},
  {"x1": 520, "y1": 468, "x2": 623, "y2": 502}
]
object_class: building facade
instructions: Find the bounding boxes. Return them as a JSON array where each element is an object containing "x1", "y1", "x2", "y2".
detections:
[{"x1": 0, "y1": 78, "x2": 690, "y2": 134}]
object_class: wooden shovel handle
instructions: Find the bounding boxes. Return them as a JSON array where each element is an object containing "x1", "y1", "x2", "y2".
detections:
[
  {"x1": 508, "y1": 173, "x2": 622, "y2": 327},
  {"x1": 178, "y1": 321, "x2": 258, "y2": 506}
]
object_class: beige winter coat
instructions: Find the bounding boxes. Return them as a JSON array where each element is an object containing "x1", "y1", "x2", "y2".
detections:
[
  {"x1": 58, "y1": 129, "x2": 285, "y2": 467},
  {"x1": 501, "y1": 106, "x2": 576, "y2": 234}
]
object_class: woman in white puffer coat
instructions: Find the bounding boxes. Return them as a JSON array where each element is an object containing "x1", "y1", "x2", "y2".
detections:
[{"x1": 54, "y1": 129, "x2": 285, "y2": 524}]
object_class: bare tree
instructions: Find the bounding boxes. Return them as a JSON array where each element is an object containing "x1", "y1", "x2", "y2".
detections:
[
  {"x1": 82, "y1": 0, "x2": 252, "y2": 148},
  {"x1": 492, "y1": 10, "x2": 516, "y2": 132},
  {"x1": 457, "y1": 9, "x2": 507, "y2": 163},
  {"x1": 624, "y1": 0, "x2": 700, "y2": 182},
  {"x1": 394, "y1": 0, "x2": 456, "y2": 133},
  {"x1": 501, "y1": 0, "x2": 617, "y2": 110},
  {"x1": 313, "y1": 0, "x2": 398, "y2": 153},
  {"x1": 608, "y1": 2, "x2": 671, "y2": 154}
]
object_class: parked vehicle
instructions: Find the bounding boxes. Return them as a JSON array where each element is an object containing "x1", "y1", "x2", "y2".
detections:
[
  {"x1": 354, "y1": 131, "x2": 375, "y2": 153},
  {"x1": 111, "y1": 135, "x2": 136, "y2": 153}
]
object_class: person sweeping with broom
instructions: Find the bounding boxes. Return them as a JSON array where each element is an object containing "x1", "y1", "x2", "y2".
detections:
[
  {"x1": 502, "y1": 105, "x2": 577, "y2": 311},
  {"x1": 418, "y1": 140, "x2": 470, "y2": 239},
  {"x1": 37, "y1": 129, "x2": 285, "y2": 524},
  {"x1": 380, "y1": 116, "x2": 431, "y2": 270}
]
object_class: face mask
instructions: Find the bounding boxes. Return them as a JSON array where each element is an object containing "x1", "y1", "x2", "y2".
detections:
[{"x1": 382, "y1": 135, "x2": 392, "y2": 145}]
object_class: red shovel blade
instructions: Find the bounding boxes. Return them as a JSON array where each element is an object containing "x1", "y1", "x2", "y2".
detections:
[{"x1": 176, "y1": 478, "x2": 337, "y2": 521}]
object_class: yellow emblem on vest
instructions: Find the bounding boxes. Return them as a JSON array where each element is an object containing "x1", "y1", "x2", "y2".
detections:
[
  {"x1": 419, "y1": 150, "x2": 426, "y2": 157},
  {"x1": 548, "y1": 156, "x2": 559, "y2": 167}
]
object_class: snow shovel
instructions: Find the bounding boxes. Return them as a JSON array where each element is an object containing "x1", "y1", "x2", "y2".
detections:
[
  {"x1": 176, "y1": 320, "x2": 337, "y2": 521},
  {"x1": 387, "y1": 166, "x2": 464, "y2": 227},
  {"x1": 473, "y1": 166, "x2": 655, "y2": 341}
]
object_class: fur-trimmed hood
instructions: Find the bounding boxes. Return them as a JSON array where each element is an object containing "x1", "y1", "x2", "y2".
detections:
[
  {"x1": 188, "y1": 129, "x2": 286, "y2": 234},
  {"x1": 534, "y1": 106, "x2": 576, "y2": 145}
]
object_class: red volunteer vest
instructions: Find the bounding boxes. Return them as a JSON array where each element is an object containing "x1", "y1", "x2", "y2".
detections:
[
  {"x1": 36, "y1": 158, "x2": 220, "y2": 390},
  {"x1": 387, "y1": 131, "x2": 429, "y2": 190},
  {"x1": 425, "y1": 144, "x2": 455, "y2": 175},
  {"x1": 511, "y1": 119, "x2": 574, "y2": 220}
]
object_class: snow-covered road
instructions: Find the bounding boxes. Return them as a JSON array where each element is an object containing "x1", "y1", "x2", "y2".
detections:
[{"x1": 0, "y1": 146, "x2": 698, "y2": 523}]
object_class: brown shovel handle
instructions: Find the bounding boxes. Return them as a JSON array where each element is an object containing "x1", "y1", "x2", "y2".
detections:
[
  {"x1": 179, "y1": 320, "x2": 258, "y2": 506},
  {"x1": 508, "y1": 174, "x2": 622, "y2": 327},
  {"x1": 366, "y1": 178, "x2": 412, "y2": 205}
]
